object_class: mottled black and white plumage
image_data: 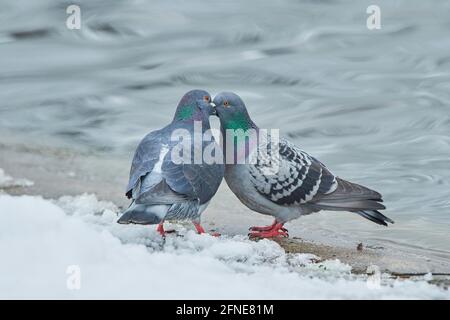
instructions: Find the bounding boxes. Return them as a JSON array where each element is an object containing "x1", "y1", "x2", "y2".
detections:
[
  {"x1": 213, "y1": 92, "x2": 393, "y2": 230},
  {"x1": 118, "y1": 90, "x2": 224, "y2": 227},
  {"x1": 248, "y1": 138, "x2": 390, "y2": 225},
  {"x1": 249, "y1": 139, "x2": 338, "y2": 206}
]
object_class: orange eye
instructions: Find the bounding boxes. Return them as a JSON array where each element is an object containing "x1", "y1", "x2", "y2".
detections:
[
  {"x1": 203, "y1": 95, "x2": 210, "y2": 102},
  {"x1": 223, "y1": 101, "x2": 229, "y2": 107}
]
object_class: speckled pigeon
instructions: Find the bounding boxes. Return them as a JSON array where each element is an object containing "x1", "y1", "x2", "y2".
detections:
[
  {"x1": 118, "y1": 90, "x2": 224, "y2": 236},
  {"x1": 213, "y1": 92, "x2": 393, "y2": 238}
]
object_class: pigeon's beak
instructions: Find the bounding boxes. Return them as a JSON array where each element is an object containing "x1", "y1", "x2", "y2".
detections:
[{"x1": 210, "y1": 102, "x2": 217, "y2": 116}]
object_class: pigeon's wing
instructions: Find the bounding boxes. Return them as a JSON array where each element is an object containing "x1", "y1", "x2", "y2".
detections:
[
  {"x1": 127, "y1": 127, "x2": 224, "y2": 205},
  {"x1": 249, "y1": 139, "x2": 338, "y2": 205},
  {"x1": 162, "y1": 139, "x2": 224, "y2": 205},
  {"x1": 248, "y1": 138, "x2": 390, "y2": 225},
  {"x1": 126, "y1": 130, "x2": 165, "y2": 198}
]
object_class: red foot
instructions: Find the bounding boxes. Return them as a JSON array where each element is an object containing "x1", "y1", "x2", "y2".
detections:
[
  {"x1": 249, "y1": 222, "x2": 288, "y2": 239},
  {"x1": 209, "y1": 232, "x2": 221, "y2": 237},
  {"x1": 249, "y1": 220, "x2": 278, "y2": 232},
  {"x1": 193, "y1": 223, "x2": 221, "y2": 237},
  {"x1": 156, "y1": 222, "x2": 176, "y2": 237}
]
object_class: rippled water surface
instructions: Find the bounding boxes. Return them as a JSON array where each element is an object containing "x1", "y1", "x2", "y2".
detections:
[{"x1": 1, "y1": 0, "x2": 450, "y2": 252}]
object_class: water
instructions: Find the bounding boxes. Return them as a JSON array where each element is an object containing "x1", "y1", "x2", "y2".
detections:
[{"x1": 1, "y1": 0, "x2": 450, "y2": 253}]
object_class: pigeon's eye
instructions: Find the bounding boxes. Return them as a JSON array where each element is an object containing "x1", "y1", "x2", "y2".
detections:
[
  {"x1": 203, "y1": 95, "x2": 210, "y2": 102},
  {"x1": 223, "y1": 101, "x2": 229, "y2": 107}
]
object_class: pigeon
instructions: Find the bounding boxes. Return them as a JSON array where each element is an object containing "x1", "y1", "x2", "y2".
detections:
[
  {"x1": 213, "y1": 92, "x2": 394, "y2": 238},
  {"x1": 118, "y1": 89, "x2": 224, "y2": 236}
]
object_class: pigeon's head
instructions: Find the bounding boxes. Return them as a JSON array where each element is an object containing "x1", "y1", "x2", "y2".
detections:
[
  {"x1": 174, "y1": 89, "x2": 216, "y2": 121},
  {"x1": 213, "y1": 92, "x2": 253, "y2": 130}
]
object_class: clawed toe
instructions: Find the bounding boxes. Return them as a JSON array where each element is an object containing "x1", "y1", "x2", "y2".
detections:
[
  {"x1": 248, "y1": 222, "x2": 288, "y2": 239},
  {"x1": 249, "y1": 220, "x2": 280, "y2": 232},
  {"x1": 249, "y1": 226, "x2": 273, "y2": 232},
  {"x1": 193, "y1": 223, "x2": 220, "y2": 236},
  {"x1": 248, "y1": 228, "x2": 289, "y2": 239}
]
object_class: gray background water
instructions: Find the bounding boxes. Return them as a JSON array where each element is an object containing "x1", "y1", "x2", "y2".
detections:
[{"x1": 1, "y1": 0, "x2": 449, "y2": 252}]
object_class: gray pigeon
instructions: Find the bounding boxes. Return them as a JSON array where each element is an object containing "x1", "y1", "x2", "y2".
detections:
[
  {"x1": 118, "y1": 90, "x2": 224, "y2": 236},
  {"x1": 213, "y1": 92, "x2": 393, "y2": 238}
]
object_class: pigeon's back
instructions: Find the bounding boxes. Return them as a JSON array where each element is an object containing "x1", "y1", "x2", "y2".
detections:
[
  {"x1": 126, "y1": 127, "x2": 168, "y2": 199},
  {"x1": 126, "y1": 121, "x2": 224, "y2": 205}
]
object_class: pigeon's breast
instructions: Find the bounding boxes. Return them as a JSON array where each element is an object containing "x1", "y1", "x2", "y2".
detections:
[{"x1": 225, "y1": 164, "x2": 280, "y2": 216}]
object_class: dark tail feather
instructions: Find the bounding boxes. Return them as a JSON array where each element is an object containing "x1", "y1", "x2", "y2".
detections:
[
  {"x1": 117, "y1": 202, "x2": 166, "y2": 225},
  {"x1": 313, "y1": 178, "x2": 394, "y2": 226},
  {"x1": 355, "y1": 210, "x2": 394, "y2": 226},
  {"x1": 315, "y1": 199, "x2": 385, "y2": 211}
]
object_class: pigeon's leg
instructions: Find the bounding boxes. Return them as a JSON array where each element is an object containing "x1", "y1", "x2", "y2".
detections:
[
  {"x1": 193, "y1": 222, "x2": 221, "y2": 237},
  {"x1": 249, "y1": 220, "x2": 278, "y2": 232},
  {"x1": 156, "y1": 222, "x2": 165, "y2": 236},
  {"x1": 248, "y1": 222, "x2": 289, "y2": 239},
  {"x1": 193, "y1": 222, "x2": 205, "y2": 234},
  {"x1": 156, "y1": 222, "x2": 176, "y2": 237}
]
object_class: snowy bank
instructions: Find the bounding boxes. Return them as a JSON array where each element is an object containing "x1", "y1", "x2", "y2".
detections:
[
  {"x1": 0, "y1": 168, "x2": 33, "y2": 189},
  {"x1": 0, "y1": 193, "x2": 449, "y2": 299}
]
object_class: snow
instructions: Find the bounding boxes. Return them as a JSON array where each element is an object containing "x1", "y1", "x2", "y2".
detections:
[
  {"x1": 0, "y1": 167, "x2": 448, "y2": 299},
  {"x1": 1, "y1": 192, "x2": 449, "y2": 300},
  {"x1": 0, "y1": 168, "x2": 33, "y2": 189}
]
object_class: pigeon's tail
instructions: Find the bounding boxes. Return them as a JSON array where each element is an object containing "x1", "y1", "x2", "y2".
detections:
[
  {"x1": 312, "y1": 177, "x2": 394, "y2": 226},
  {"x1": 355, "y1": 210, "x2": 394, "y2": 226},
  {"x1": 117, "y1": 201, "x2": 168, "y2": 225}
]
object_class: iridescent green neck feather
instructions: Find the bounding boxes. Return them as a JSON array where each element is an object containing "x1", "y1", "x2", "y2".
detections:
[
  {"x1": 175, "y1": 104, "x2": 195, "y2": 121},
  {"x1": 222, "y1": 113, "x2": 251, "y2": 131}
]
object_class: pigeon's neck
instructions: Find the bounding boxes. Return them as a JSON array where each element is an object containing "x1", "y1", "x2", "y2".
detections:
[
  {"x1": 172, "y1": 110, "x2": 211, "y2": 133},
  {"x1": 174, "y1": 103, "x2": 210, "y2": 123},
  {"x1": 220, "y1": 118, "x2": 259, "y2": 146},
  {"x1": 220, "y1": 116, "x2": 257, "y2": 133},
  {"x1": 174, "y1": 103, "x2": 197, "y2": 121},
  {"x1": 220, "y1": 116, "x2": 260, "y2": 161}
]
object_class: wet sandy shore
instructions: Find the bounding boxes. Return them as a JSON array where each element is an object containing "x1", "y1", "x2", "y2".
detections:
[{"x1": 1, "y1": 138, "x2": 450, "y2": 282}]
